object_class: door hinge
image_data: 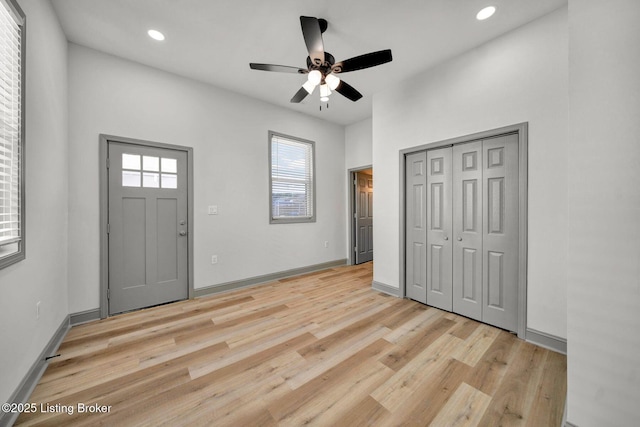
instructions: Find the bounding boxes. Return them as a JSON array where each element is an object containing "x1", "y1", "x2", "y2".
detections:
[
  {"x1": 106, "y1": 158, "x2": 110, "y2": 169},
  {"x1": 354, "y1": 179, "x2": 357, "y2": 185},
  {"x1": 107, "y1": 223, "x2": 110, "y2": 234},
  {"x1": 107, "y1": 289, "x2": 110, "y2": 300},
  {"x1": 354, "y1": 246, "x2": 358, "y2": 253},
  {"x1": 354, "y1": 213, "x2": 357, "y2": 219}
]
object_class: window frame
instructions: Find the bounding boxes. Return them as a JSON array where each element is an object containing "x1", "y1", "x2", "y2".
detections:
[
  {"x1": 0, "y1": 0, "x2": 26, "y2": 270},
  {"x1": 268, "y1": 131, "x2": 316, "y2": 224}
]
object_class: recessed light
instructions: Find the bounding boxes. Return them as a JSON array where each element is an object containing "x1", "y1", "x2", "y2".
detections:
[
  {"x1": 148, "y1": 29, "x2": 165, "y2": 41},
  {"x1": 476, "y1": 6, "x2": 496, "y2": 21}
]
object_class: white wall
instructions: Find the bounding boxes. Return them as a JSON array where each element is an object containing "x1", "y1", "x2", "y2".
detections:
[
  {"x1": 567, "y1": 1, "x2": 640, "y2": 425},
  {"x1": 372, "y1": 8, "x2": 568, "y2": 338},
  {"x1": 344, "y1": 118, "x2": 373, "y2": 263},
  {"x1": 345, "y1": 118, "x2": 372, "y2": 169},
  {"x1": 0, "y1": 0, "x2": 68, "y2": 404},
  {"x1": 67, "y1": 44, "x2": 346, "y2": 313}
]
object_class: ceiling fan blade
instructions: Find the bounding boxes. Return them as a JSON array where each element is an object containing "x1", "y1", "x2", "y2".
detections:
[
  {"x1": 290, "y1": 86, "x2": 309, "y2": 103},
  {"x1": 300, "y1": 16, "x2": 325, "y2": 67},
  {"x1": 250, "y1": 63, "x2": 307, "y2": 74},
  {"x1": 332, "y1": 49, "x2": 393, "y2": 73},
  {"x1": 334, "y1": 80, "x2": 363, "y2": 102}
]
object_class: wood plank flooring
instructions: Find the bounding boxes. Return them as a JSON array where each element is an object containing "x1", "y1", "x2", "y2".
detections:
[{"x1": 16, "y1": 262, "x2": 566, "y2": 426}]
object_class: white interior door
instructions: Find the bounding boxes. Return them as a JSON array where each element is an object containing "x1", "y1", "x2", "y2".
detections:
[{"x1": 108, "y1": 142, "x2": 189, "y2": 315}]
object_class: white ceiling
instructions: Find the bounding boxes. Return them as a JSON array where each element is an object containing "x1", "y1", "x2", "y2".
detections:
[{"x1": 51, "y1": 0, "x2": 567, "y2": 126}]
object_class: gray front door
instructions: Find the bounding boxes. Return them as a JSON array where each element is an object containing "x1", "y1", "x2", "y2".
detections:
[
  {"x1": 354, "y1": 172, "x2": 373, "y2": 264},
  {"x1": 107, "y1": 142, "x2": 189, "y2": 315}
]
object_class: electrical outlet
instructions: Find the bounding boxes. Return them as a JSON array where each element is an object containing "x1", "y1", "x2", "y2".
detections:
[
  {"x1": 324, "y1": 241, "x2": 329, "y2": 248},
  {"x1": 36, "y1": 301, "x2": 41, "y2": 320},
  {"x1": 211, "y1": 255, "x2": 218, "y2": 264}
]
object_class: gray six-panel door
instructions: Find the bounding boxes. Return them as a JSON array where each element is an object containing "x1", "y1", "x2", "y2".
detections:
[
  {"x1": 354, "y1": 172, "x2": 373, "y2": 264},
  {"x1": 405, "y1": 151, "x2": 427, "y2": 303},
  {"x1": 426, "y1": 147, "x2": 453, "y2": 311},
  {"x1": 108, "y1": 142, "x2": 188, "y2": 314},
  {"x1": 482, "y1": 134, "x2": 519, "y2": 331},
  {"x1": 452, "y1": 141, "x2": 483, "y2": 321},
  {"x1": 405, "y1": 133, "x2": 520, "y2": 333}
]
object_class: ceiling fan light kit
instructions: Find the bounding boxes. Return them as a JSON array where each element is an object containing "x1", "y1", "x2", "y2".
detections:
[
  {"x1": 302, "y1": 80, "x2": 316, "y2": 95},
  {"x1": 249, "y1": 16, "x2": 393, "y2": 107},
  {"x1": 307, "y1": 70, "x2": 322, "y2": 86},
  {"x1": 325, "y1": 73, "x2": 340, "y2": 90}
]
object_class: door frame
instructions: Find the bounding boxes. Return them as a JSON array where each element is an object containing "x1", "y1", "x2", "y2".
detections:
[
  {"x1": 398, "y1": 123, "x2": 528, "y2": 338},
  {"x1": 347, "y1": 165, "x2": 373, "y2": 265},
  {"x1": 99, "y1": 134, "x2": 195, "y2": 319}
]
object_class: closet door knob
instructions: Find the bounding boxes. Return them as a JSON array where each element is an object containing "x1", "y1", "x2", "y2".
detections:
[
  {"x1": 457, "y1": 237, "x2": 462, "y2": 241},
  {"x1": 444, "y1": 236, "x2": 448, "y2": 241}
]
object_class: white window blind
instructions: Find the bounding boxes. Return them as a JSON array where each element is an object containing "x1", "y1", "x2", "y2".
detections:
[
  {"x1": 270, "y1": 133, "x2": 315, "y2": 222},
  {"x1": 0, "y1": 0, "x2": 22, "y2": 246}
]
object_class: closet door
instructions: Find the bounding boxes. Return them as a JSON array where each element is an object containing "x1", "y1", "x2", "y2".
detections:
[
  {"x1": 426, "y1": 147, "x2": 453, "y2": 311},
  {"x1": 452, "y1": 141, "x2": 483, "y2": 321},
  {"x1": 482, "y1": 134, "x2": 519, "y2": 331},
  {"x1": 405, "y1": 151, "x2": 427, "y2": 303}
]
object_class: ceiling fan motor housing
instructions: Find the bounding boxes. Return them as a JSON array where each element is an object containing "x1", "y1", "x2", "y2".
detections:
[{"x1": 306, "y1": 52, "x2": 336, "y2": 76}]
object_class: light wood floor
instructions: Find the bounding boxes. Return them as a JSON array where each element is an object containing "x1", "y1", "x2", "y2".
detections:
[{"x1": 17, "y1": 262, "x2": 566, "y2": 426}]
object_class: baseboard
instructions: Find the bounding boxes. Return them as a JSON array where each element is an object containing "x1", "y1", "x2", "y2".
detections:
[
  {"x1": 372, "y1": 281, "x2": 401, "y2": 297},
  {"x1": 0, "y1": 315, "x2": 70, "y2": 427},
  {"x1": 70, "y1": 308, "x2": 101, "y2": 325},
  {"x1": 562, "y1": 391, "x2": 570, "y2": 427},
  {"x1": 526, "y1": 327, "x2": 567, "y2": 354},
  {"x1": 194, "y1": 259, "x2": 348, "y2": 298}
]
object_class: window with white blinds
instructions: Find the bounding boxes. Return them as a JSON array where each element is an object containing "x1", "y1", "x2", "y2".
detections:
[
  {"x1": 0, "y1": 0, "x2": 25, "y2": 268},
  {"x1": 269, "y1": 132, "x2": 316, "y2": 223}
]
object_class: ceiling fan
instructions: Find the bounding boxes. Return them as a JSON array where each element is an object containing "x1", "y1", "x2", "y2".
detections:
[{"x1": 249, "y1": 16, "x2": 392, "y2": 105}]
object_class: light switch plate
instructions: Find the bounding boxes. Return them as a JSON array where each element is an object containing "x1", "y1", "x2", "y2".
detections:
[{"x1": 208, "y1": 205, "x2": 218, "y2": 215}]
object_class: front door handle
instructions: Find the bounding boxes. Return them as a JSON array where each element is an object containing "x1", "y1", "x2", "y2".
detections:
[{"x1": 179, "y1": 230, "x2": 187, "y2": 236}]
